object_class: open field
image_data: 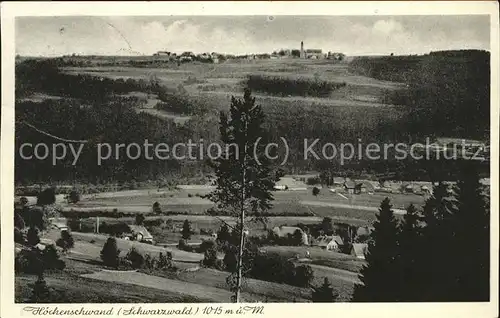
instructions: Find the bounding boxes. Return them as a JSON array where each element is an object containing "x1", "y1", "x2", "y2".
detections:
[
  {"x1": 262, "y1": 245, "x2": 366, "y2": 274},
  {"x1": 55, "y1": 184, "x2": 424, "y2": 229}
]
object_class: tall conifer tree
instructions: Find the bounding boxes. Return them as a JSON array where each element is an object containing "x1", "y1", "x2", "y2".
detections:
[
  {"x1": 353, "y1": 198, "x2": 400, "y2": 301},
  {"x1": 207, "y1": 89, "x2": 275, "y2": 302}
]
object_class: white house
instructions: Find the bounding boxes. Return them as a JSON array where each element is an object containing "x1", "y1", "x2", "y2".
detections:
[{"x1": 317, "y1": 235, "x2": 344, "y2": 251}]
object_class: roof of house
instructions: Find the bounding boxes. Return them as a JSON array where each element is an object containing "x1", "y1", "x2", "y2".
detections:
[
  {"x1": 332, "y1": 235, "x2": 344, "y2": 245},
  {"x1": 344, "y1": 180, "x2": 356, "y2": 189},
  {"x1": 355, "y1": 181, "x2": 375, "y2": 192},
  {"x1": 351, "y1": 243, "x2": 368, "y2": 257},
  {"x1": 306, "y1": 49, "x2": 322, "y2": 53},
  {"x1": 127, "y1": 225, "x2": 153, "y2": 239},
  {"x1": 316, "y1": 235, "x2": 344, "y2": 247}
]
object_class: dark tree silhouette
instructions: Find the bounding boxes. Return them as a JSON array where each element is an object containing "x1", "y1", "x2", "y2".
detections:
[
  {"x1": 312, "y1": 277, "x2": 339, "y2": 302},
  {"x1": 353, "y1": 198, "x2": 400, "y2": 301},
  {"x1": 181, "y1": 219, "x2": 193, "y2": 240},
  {"x1": 30, "y1": 273, "x2": 51, "y2": 303},
  {"x1": 135, "y1": 213, "x2": 145, "y2": 226},
  {"x1": 396, "y1": 204, "x2": 422, "y2": 301}
]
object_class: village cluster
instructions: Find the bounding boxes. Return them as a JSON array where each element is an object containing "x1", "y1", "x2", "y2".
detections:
[{"x1": 152, "y1": 41, "x2": 346, "y2": 63}]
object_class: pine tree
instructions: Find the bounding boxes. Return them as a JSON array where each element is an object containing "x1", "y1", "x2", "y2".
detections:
[
  {"x1": 312, "y1": 277, "x2": 338, "y2": 302},
  {"x1": 418, "y1": 182, "x2": 457, "y2": 301},
  {"x1": 396, "y1": 204, "x2": 422, "y2": 301},
  {"x1": 451, "y1": 165, "x2": 489, "y2": 301},
  {"x1": 206, "y1": 89, "x2": 275, "y2": 302},
  {"x1": 30, "y1": 273, "x2": 51, "y2": 303},
  {"x1": 100, "y1": 237, "x2": 120, "y2": 268},
  {"x1": 352, "y1": 198, "x2": 400, "y2": 301},
  {"x1": 181, "y1": 220, "x2": 193, "y2": 240}
]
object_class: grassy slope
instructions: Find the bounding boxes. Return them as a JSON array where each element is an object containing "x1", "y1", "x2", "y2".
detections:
[{"x1": 16, "y1": 271, "x2": 206, "y2": 303}]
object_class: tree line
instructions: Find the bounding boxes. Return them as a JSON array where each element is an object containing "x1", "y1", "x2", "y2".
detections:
[{"x1": 353, "y1": 163, "x2": 489, "y2": 301}]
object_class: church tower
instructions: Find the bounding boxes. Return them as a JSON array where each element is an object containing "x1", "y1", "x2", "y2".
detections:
[{"x1": 300, "y1": 41, "x2": 305, "y2": 59}]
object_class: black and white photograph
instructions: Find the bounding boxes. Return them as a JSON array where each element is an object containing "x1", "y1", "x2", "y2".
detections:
[{"x1": 1, "y1": 1, "x2": 499, "y2": 315}]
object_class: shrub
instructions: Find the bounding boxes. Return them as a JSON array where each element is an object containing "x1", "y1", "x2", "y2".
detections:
[
  {"x1": 56, "y1": 230, "x2": 74, "y2": 252},
  {"x1": 187, "y1": 193, "x2": 193, "y2": 198},
  {"x1": 181, "y1": 220, "x2": 193, "y2": 240},
  {"x1": 217, "y1": 224, "x2": 231, "y2": 247},
  {"x1": 135, "y1": 214, "x2": 145, "y2": 226},
  {"x1": 307, "y1": 176, "x2": 321, "y2": 185},
  {"x1": 15, "y1": 211, "x2": 26, "y2": 229},
  {"x1": 22, "y1": 207, "x2": 50, "y2": 231},
  {"x1": 20, "y1": 196, "x2": 29, "y2": 206},
  {"x1": 198, "y1": 239, "x2": 216, "y2": 253},
  {"x1": 294, "y1": 265, "x2": 314, "y2": 287},
  {"x1": 157, "y1": 252, "x2": 173, "y2": 269},
  {"x1": 37, "y1": 188, "x2": 56, "y2": 206},
  {"x1": 312, "y1": 187, "x2": 320, "y2": 196},
  {"x1": 68, "y1": 190, "x2": 80, "y2": 204},
  {"x1": 100, "y1": 237, "x2": 120, "y2": 268},
  {"x1": 27, "y1": 227, "x2": 41, "y2": 246},
  {"x1": 29, "y1": 274, "x2": 51, "y2": 303},
  {"x1": 15, "y1": 228, "x2": 25, "y2": 244},
  {"x1": 223, "y1": 246, "x2": 238, "y2": 272},
  {"x1": 15, "y1": 249, "x2": 42, "y2": 274},
  {"x1": 177, "y1": 239, "x2": 193, "y2": 252},
  {"x1": 152, "y1": 201, "x2": 162, "y2": 214},
  {"x1": 42, "y1": 245, "x2": 66, "y2": 271},
  {"x1": 126, "y1": 247, "x2": 145, "y2": 269},
  {"x1": 202, "y1": 247, "x2": 219, "y2": 269},
  {"x1": 246, "y1": 75, "x2": 346, "y2": 97}
]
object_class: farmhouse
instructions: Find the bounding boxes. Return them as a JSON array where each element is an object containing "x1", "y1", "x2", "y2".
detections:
[
  {"x1": 344, "y1": 180, "x2": 356, "y2": 194},
  {"x1": 350, "y1": 243, "x2": 368, "y2": 259},
  {"x1": 354, "y1": 181, "x2": 375, "y2": 194},
  {"x1": 272, "y1": 226, "x2": 309, "y2": 245},
  {"x1": 124, "y1": 224, "x2": 154, "y2": 244},
  {"x1": 316, "y1": 235, "x2": 344, "y2": 251}
]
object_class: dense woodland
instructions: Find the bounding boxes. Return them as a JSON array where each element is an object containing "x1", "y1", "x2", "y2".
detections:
[{"x1": 15, "y1": 50, "x2": 490, "y2": 185}]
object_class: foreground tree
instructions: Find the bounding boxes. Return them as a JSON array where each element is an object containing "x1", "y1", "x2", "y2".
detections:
[
  {"x1": 312, "y1": 277, "x2": 339, "y2": 302},
  {"x1": 418, "y1": 182, "x2": 457, "y2": 301},
  {"x1": 396, "y1": 204, "x2": 422, "y2": 300},
  {"x1": 352, "y1": 198, "x2": 400, "y2": 301},
  {"x1": 206, "y1": 89, "x2": 275, "y2": 302},
  {"x1": 451, "y1": 165, "x2": 489, "y2": 301}
]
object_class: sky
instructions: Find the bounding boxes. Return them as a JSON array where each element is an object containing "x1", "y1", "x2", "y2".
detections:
[{"x1": 15, "y1": 15, "x2": 490, "y2": 56}]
